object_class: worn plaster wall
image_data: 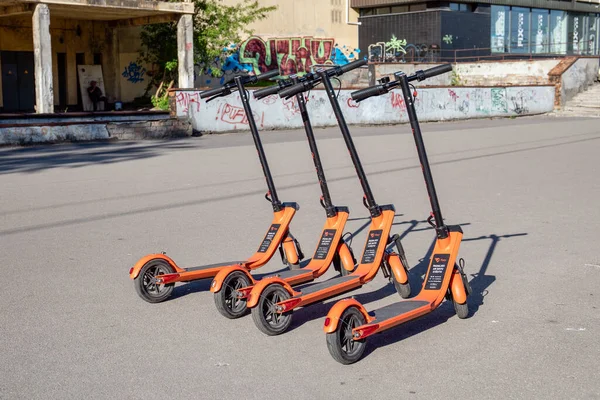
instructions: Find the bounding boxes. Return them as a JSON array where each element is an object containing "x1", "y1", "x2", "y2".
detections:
[
  {"x1": 560, "y1": 58, "x2": 600, "y2": 105},
  {"x1": 220, "y1": 0, "x2": 359, "y2": 50},
  {"x1": 174, "y1": 85, "x2": 555, "y2": 133}
]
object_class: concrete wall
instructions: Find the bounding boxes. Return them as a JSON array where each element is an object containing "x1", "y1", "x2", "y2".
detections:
[
  {"x1": 220, "y1": 0, "x2": 360, "y2": 50},
  {"x1": 372, "y1": 59, "x2": 562, "y2": 87},
  {"x1": 173, "y1": 85, "x2": 556, "y2": 133},
  {"x1": 560, "y1": 58, "x2": 600, "y2": 105}
]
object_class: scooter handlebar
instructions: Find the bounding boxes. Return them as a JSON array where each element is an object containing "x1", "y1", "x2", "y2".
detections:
[
  {"x1": 416, "y1": 64, "x2": 453, "y2": 81},
  {"x1": 351, "y1": 85, "x2": 387, "y2": 102},
  {"x1": 253, "y1": 83, "x2": 282, "y2": 100},
  {"x1": 339, "y1": 59, "x2": 367, "y2": 74},
  {"x1": 199, "y1": 86, "x2": 226, "y2": 99},
  {"x1": 279, "y1": 81, "x2": 311, "y2": 99},
  {"x1": 201, "y1": 70, "x2": 280, "y2": 99},
  {"x1": 257, "y1": 69, "x2": 280, "y2": 81}
]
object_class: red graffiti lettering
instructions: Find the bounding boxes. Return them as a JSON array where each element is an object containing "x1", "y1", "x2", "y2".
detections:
[
  {"x1": 391, "y1": 92, "x2": 406, "y2": 111},
  {"x1": 262, "y1": 94, "x2": 278, "y2": 105},
  {"x1": 221, "y1": 103, "x2": 248, "y2": 125},
  {"x1": 448, "y1": 89, "x2": 459, "y2": 102},
  {"x1": 176, "y1": 92, "x2": 201, "y2": 114},
  {"x1": 240, "y1": 36, "x2": 335, "y2": 76},
  {"x1": 347, "y1": 98, "x2": 360, "y2": 108},
  {"x1": 219, "y1": 103, "x2": 264, "y2": 127}
]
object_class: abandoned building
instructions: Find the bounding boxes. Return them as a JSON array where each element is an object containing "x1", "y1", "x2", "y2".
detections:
[{"x1": 0, "y1": 0, "x2": 194, "y2": 114}]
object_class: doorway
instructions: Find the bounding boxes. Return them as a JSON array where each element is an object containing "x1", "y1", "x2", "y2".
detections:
[
  {"x1": 1, "y1": 51, "x2": 35, "y2": 112},
  {"x1": 57, "y1": 52, "x2": 67, "y2": 109}
]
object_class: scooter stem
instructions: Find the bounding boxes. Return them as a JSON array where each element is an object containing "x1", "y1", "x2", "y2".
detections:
[
  {"x1": 319, "y1": 71, "x2": 381, "y2": 218},
  {"x1": 294, "y1": 82, "x2": 336, "y2": 218},
  {"x1": 397, "y1": 74, "x2": 448, "y2": 239},
  {"x1": 235, "y1": 76, "x2": 282, "y2": 212}
]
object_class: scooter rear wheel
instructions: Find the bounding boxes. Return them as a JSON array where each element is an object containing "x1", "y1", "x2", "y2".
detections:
[
  {"x1": 251, "y1": 284, "x2": 293, "y2": 335},
  {"x1": 326, "y1": 306, "x2": 367, "y2": 365},
  {"x1": 134, "y1": 259, "x2": 175, "y2": 303},
  {"x1": 214, "y1": 271, "x2": 251, "y2": 319}
]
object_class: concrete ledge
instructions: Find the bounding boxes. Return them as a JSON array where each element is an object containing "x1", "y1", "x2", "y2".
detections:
[
  {"x1": 0, "y1": 116, "x2": 192, "y2": 146},
  {"x1": 173, "y1": 85, "x2": 556, "y2": 134}
]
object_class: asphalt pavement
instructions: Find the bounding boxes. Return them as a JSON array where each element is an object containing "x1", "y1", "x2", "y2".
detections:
[{"x1": 1, "y1": 116, "x2": 599, "y2": 399}]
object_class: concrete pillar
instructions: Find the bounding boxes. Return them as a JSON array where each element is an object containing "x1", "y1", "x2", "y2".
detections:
[
  {"x1": 103, "y1": 27, "x2": 121, "y2": 103},
  {"x1": 32, "y1": 4, "x2": 54, "y2": 114},
  {"x1": 177, "y1": 14, "x2": 194, "y2": 89}
]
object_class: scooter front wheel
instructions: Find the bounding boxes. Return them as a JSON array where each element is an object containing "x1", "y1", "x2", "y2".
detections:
[
  {"x1": 326, "y1": 306, "x2": 367, "y2": 365},
  {"x1": 251, "y1": 284, "x2": 293, "y2": 335},
  {"x1": 134, "y1": 259, "x2": 175, "y2": 303},
  {"x1": 214, "y1": 271, "x2": 251, "y2": 319},
  {"x1": 453, "y1": 299, "x2": 469, "y2": 319}
]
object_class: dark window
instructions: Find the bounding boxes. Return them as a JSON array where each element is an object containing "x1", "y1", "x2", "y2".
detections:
[
  {"x1": 376, "y1": 7, "x2": 391, "y2": 15},
  {"x1": 361, "y1": 8, "x2": 374, "y2": 16},
  {"x1": 391, "y1": 6, "x2": 409, "y2": 13},
  {"x1": 409, "y1": 4, "x2": 426, "y2": 11}
]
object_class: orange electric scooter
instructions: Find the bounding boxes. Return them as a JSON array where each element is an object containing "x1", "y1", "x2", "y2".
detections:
[
  {"x1": 209, "y1": 67, "x2": 366, "y2": 318},
  {"x1": 246, "y1": 63, "x2": 412, "y2": 336},
  {"x1": 323, "y1": 64, "x2": 472, "y2": 364},
  {"x1": 128, "y1": 71, "x2": 304, "y2": 303}
]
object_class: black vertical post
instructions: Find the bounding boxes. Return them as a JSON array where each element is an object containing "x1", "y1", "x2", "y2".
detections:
[
  {"x1": 319, "y1": 70, "x2": 381, "y2": 218},
  {"x1": 398, "y1": 74, "x2": 448, "y2": 239},
  {"x1": 234, "y1": 76, "x2": 282, "y2": 211},
  {"x1": 294, "y1": 83, "x2": 336, "y2": 217}
]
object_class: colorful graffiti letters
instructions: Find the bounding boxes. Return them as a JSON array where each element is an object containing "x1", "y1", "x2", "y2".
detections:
[{"x1": 239, "y1": 36, "x2": 335, "y2": 76}]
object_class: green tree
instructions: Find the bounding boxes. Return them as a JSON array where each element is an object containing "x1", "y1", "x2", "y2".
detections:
[{"x1": 139, "y1": 0, "x2": 276, "y2": 87}]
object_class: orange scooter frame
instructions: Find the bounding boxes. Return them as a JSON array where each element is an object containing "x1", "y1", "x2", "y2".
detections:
[
  {"x1": 246, "y1": 65, "x2": 412, "y2": 336},
  {"x1": 129, "y1": 70, "x2": 304, "y2": 303},
  {"x1": 323, "y1": 64, "x2": 471, "y2": 364},
  {"x1": 247, "y1": 205, "x2": 410, "y2": 335},
  {"x1": 210, "y1": 208, "x2": 356, "y2": 318},
  {"x1": 209, "y1": 75, "x2": 358, "y2": 319}
]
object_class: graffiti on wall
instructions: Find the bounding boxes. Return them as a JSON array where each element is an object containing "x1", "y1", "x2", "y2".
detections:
[
  {"x1": 174, "y1": 85, "x2": 553, "y2": 133},
  {"x1": 239, "y1": 36, "x2": 336, "y2": 75},
  {"x1": 368, "y1": 35, "x2": 439, "y2": 63},
  {"x1": 122, "y1": 62, "x2": 146, "y2": 84},
  {"x1": 199, "y1": 37, "x2": 361, "y2": 86}
]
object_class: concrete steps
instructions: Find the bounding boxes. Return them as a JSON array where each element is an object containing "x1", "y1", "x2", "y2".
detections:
[{"x1": 559, "y1": 83, "x2": 600, "y2": 117}]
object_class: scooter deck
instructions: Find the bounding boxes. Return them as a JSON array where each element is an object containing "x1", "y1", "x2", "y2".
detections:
[
  {"x1": 294, "y1": 275, "x2": 358, "y2": 296},
  {"x1": 252, "y1": 260, "x2": 312, "y2": 280},
  {"x1": 186, "y1": 261, "x2": 245, "y2": 272},
  {"x1": 367, "y1": 300, "x2": 430, "y2": 322}
]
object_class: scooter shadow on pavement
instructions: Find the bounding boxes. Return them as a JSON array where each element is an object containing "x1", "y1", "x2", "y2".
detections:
[{"x1": 360, "y1": 231, "x2": 528, "y2": 359}]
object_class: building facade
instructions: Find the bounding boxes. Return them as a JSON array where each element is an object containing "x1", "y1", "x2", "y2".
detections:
[
  {"x1": 352, "y1": 0, "x2": 600, "y2": 61},
  {"x1": 0, "y1": 0, "x2": 194, "y2": 113},
  {"x1": 221, "y1": 0, "x2": 361, "y2": 49}
]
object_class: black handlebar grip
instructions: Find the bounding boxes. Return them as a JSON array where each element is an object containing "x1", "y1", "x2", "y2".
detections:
[
  {"x1": 339, "y1": 58, "x2": 368, "y2": 74},
  {"x1": 199, "y1": 86, "x2": 225, "y2": 99},
  {"x1": 279, "y1": 82, "x2": 309, "y2": 99},
  {"x1": 351, "y1": 85, "x2": 386, "y2": 102},
  {"x1": 253, "y1": 84, "x2": 282, "y2": 100},
  {"x1": 258, "y1": 69, "x2": 280, "y2": 81},
  {"x1": 420, "y1": 64, "x2": 453, "y2": 80}
]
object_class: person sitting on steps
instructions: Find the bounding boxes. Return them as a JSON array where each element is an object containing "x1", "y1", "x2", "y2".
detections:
[{"x1": 87, "y1": 80, "x2": 107, "y2": 111}]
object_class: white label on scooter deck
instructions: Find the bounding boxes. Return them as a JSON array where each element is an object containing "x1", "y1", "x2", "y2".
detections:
[
  {"x1": 361, "y1": 229, "x2": 383, "y2": 264},
  {"x1": 424, "y1": 254, "x2": 450, "y2": 290},
  {"x1": 258, "y1": 224, "x2": 281, "y2": 253}
]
